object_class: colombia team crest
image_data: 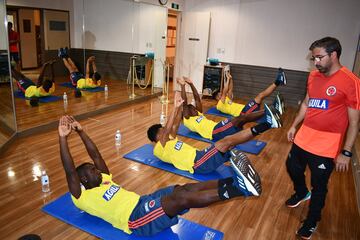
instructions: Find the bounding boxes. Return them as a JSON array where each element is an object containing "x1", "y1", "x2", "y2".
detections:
[{"x1": 326, "y1": 86, "x2": 336, "y2": 96}]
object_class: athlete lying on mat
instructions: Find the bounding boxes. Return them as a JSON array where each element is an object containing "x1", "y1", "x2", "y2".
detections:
[
  {"x1": 59, "y1": 115, "x2": 261, "y2": 237},
  {"x1": 178, "y1": 76, "x2": 284, "y2": 141},
  {"x1": 147, "y1": 92, "x2": 281, "y2": 175},
  {"x1": 12, "y1": 58, "x2": 57, "y2": 106},
  {"x1": 59, "y1": 47, "x2": 101, "y2": 89},
  {"x1": 215, "y1": 69, "x2": 286, "y2": 117}
]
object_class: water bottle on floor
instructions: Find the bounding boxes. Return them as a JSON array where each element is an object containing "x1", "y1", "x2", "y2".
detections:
[
  {"x1": 160, "y1": 112, "x2": 166, "y2": 126},
  {"x1": 41, "y1": 170, "x2": 50, "y2": 193},
  {"x1": 63, "y1": 92, "x2": 68, "y2": 103},
  {"x1": 115, "y1": 130, "x2": 121, "y2": 147},
  {"x1": 104, "y1": 84, "x2": 108, "y2": 92}
]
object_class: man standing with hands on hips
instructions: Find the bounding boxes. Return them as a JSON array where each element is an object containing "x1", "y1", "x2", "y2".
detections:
[{"x1": 286, "y1": 37, "x2": 360, "y2": 239}]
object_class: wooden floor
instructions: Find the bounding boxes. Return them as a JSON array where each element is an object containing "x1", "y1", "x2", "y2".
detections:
[
  {"x1": 13, "y1": 75, "x2": 161, "y2": 131},
  {"x1": 0, "y1": 96, "x2": 359, "y2": 240}
]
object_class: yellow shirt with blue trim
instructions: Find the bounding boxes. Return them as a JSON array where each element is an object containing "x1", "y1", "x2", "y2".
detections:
[
  {"x1": 25, "y1": 84, "x2": 55, "y2": 98},
  {"x1": 183, "y1": 112, "x2": 217, "y2": 140},
  {"x1": 71, "y1": 173, "x2": 140, "y2": 234},
  {"x1": 153, "y1": 138, "x2": 197, "y2": 173},
  {"x1": 216, "y1": 96, "x2": 245, "y2": 117},
  {"x1": 77, "y1": 78, "x2": 101, "y2": 89}
]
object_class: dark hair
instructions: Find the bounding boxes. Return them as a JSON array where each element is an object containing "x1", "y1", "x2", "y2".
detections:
[
  {"x1": 93, "y1": 72, "x2": 101, "y2": 81},
  {"x1": 18, "y1": 234, "x2": 41, "y2": 240},
  {"x1": 147, "y1": 124, "x2": 162, "y2": 142},
  {"x1": 30, "y1": 97, "x2": 39, "y2": 107},
  {"x1": 76, "y1": 162, "x2": 93, "y2": 178},
  {"x1": 212, "y1": 89, "x2": 220, "y2": 99},
  {"x1": 8, "y1": 22, "x2": 13, "y2": 28},
  {"x1": 309, "y1": 37, "x2": 342, "y2": 59},
  {"x1": 74, "y1": 89, "x2": 82, "y2": 98},
  {"x1": 42, "y1": 79, "x2": 53, "y2": 92}
]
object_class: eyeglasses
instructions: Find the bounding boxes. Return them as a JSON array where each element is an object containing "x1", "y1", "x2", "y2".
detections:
[{"x1": 310, "y1": 54, "x2": 329, "y2": 62}]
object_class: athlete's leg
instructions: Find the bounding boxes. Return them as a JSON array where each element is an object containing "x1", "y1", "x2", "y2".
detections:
[
  {"x1": 253, "y1": 82, "x2": 277, "y2": 104},
  {"x1": 231, "y1": 109, "x2": 265, "y2": 128},
  {"x1": 62, "y1": 58, "x2": 77, "y2": 73}
]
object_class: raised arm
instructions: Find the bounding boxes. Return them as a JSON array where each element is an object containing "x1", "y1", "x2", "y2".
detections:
[
  {"x1": 287, "y1": 93, "x2": 309, "y2": 142},
  {"x1": 37, "y1": 62, "x2": 50, "y2": 87},
  {"x1": 177, "y1": 77, "x2": 188, "y2": 105},
  {"x1": 91, "y1": 56, "x2": 98, "y2": 73},
  {"x1": 59, "y1": 116, "x2": 81, "y2": 199},
  {"x1": 227, "y1": 71, "x2": 234, "y2": 100},
  {"x1": 184, "y1": 77, "x2": 203, "y2": 113},
  {"x1": 85, "y1": 56, "x2": 95, "y2": 79},
  {"x1": 335, "y1": 108, "x2": 360, "y2": 172},
  {"x1": 68, "y1": 116, "x2": 109, "y2": 174},
  {"x1": 159, "y1": 92, "x2": 184, "y2": 146}
]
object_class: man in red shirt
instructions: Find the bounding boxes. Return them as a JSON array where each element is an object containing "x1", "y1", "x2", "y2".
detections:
[
  {"x1": 8, "y1": 22, "x2": 20, "y2": 71},
  {"x1": 286, "y1": 37, "x2": 360, "y2": 239}
]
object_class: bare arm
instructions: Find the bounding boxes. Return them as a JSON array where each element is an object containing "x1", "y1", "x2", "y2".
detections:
[
  {"x1": 287, "y1": 93, "x2": 309, "y2": 142},
  {"x1": 85, "y1": 57, "x2": 93, "y2": 79},
  {"x1": 58, "y1": 117, "x2": 81, "y2": 199},
  {"x1": 68, "y1": 116, "x2": 109, "y2": 174},
  {"x1": 184, "y1": 77, "x2": 203, "y2": 113},
  {"x1": 335, "y1": 108, "x2": 360, "y2": 172},
  {"x1": 92, "y1": 59, "x2": 98, "y2": 73},
  {"x1": 159, "y1": 92, "x2": 184, "y2": 146}
]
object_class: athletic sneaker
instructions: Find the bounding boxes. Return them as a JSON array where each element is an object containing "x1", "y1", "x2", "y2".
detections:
[
  {"x1": 264, "y1": 103, "x2": 282, "y2": 128},
  {"x1": 229, "y1": 149, "x2": 262, "y2": 196},
  {"x1": 275, "y1": 68, "x2": 287, "y2": 86},
  {"x1": 285, "y1": 191, "x2": 311, "y2": 208},
  {"x1": 273, "y1": 92, "x2": 285, "y2": 115},
  {"x1": 58, "y1": 48, "x2": 67, "y2": 58},
  {"x1": 296, "y1": 220, "x2": 317, "y2": 240}
]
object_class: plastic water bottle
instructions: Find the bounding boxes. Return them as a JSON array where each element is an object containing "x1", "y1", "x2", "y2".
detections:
[
  {"x1": 41, "y1": 170, "x2": 50, "y2": 193},
  {"x1": 115, "y1": 130, "x2": 121, "y2": 146},
  {"x1": 160, "y1": 112, "x2": 166, "y2": 126},
  {"x1": 104, "y1": 84, "x2": 108, "y2": 92},
  {"x1": 63, "y1": 92, "x2": 68, "y2": 103}
]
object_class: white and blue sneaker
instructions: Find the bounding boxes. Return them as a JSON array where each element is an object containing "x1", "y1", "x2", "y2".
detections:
[
  {"x1": 273, "y1": 92, "x2": 285, "y2": 116},
  {"x1": 229, "y1": 149, "x2": 262, "y2": 196},
  {"x1": 264, "y1": 103, "x2": 282, "y2": 128},
  {"x1": 275, "y1": 68, "x2": 287, "y2": 86}
]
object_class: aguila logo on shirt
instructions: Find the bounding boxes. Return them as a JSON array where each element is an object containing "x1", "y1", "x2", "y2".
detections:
[
  {"x1": 308, "y1": 98, "x2": 328, "y2": 110},
  {"x1": 326, "y1": 86, "x2": 336, "y2": 96},
  {"x1": 174, "y1": 141, "x2": 183, "y2": 151},
  {"x1": 102, "y1": 185, "x2": 120, "y2": 201},
  {"x1": 196, "y1": 115, "x2": 204, "y2": 123}
]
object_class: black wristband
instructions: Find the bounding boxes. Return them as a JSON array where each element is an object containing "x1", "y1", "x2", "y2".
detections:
[{"x1": 341, "y1": 150, "x2": 352, "y2": 157}]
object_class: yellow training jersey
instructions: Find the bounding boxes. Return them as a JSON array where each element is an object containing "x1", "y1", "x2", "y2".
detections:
[
  {"x1": 77, "y1": 78, "x2": 101, "y2": 89},
  {"x1": 216, "y1": 96, "x2": 245, "y2": 117},
  {"x1": 183, "y1": 112, "x2": 217, "y2": 140},
  {"x1": 71, "y1": 173, "x2": 140, "y2": 234},
  {"x1": 153, "y1": 138, "x2": 197, "y2": 173},
  {"x1": 25, "y1": 84, "x2": 55, "y2": 98}
]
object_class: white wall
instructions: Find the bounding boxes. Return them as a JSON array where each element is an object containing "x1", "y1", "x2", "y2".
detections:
[
  {"x1": 0, "y1": 1, "x2": 7, "y2": 50},
  {"x1": 184, "y1": 0, "x2": 360, "y2": 71},
  {"x1": 6, "y1": 0, "x2": 76, "y2": 48}
]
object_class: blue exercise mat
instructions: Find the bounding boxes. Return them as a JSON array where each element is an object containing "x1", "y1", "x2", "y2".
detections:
[
  {"x1": 13, "y1": 90, "x2": 62, "y2": 103},
  {"x1": 205, "y1": 107, "x2": 234, "y2": 118},
  {"x1": 42, "y1": 192, "x2": 224, "y2": 240},
  {"x1": 60, "y1": 82, "x2": 104, "y2": 92},
  {"x1": 177, "y1": 124, "x2": 266, "y2": 155},
  {"x1": 123, "y1": 144, "x2": 234, "y2": 181}
]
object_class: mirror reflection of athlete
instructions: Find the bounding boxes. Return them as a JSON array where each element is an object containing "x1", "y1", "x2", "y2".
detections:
[
  {"x1": 59, "y1": 115, "x2": 259, "y2": 237},
  {"x1": 178, "y1": 77, "x2": 283, "y2": 142},
  {"x1": 12, "y1": 58, "x2": 57, "y2": 106},
  {"x1": 215, "y1": 69, "x2": 286, "y2": 117},
  {"x1": 147, "y1": 93, "x2": 275, "y2": 196},
  {"x1": 59, "y1": 48, "x2": 101, "y2": 89}
]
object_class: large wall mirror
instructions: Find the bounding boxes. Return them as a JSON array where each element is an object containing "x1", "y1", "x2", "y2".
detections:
[
  {"x1": 4, "y1": 0, "x2": 168, "y2": 133},
  {"x1": 0, "y1": 0, "x2": 16, "y2": 148}
]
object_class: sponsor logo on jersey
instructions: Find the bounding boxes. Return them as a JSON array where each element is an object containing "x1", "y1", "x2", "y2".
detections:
[
  {"x1": 149, "y1": 200, "x2": 155, "y2": 208},
  {"x1": 102, "y1": 185, "x2": 120, "y2": 201},
  {"x1": 308, "y1": 98, "x2": 328, "y2": 110},
  {"x1": 196, "y1": 115, "x2": 204, "y2": 123},
  {"x1": 102, "y1": 181, "x2": 110, "y2": 185},
  {"x1": 174, "y1": 141, "x2": 183, "y2": 151},
  {"x1": 326, "y1": 86, "x2": 336, "y2": 96},
  {"x1": 221, "y1": 119, "x2": 229, "y2": 125}
]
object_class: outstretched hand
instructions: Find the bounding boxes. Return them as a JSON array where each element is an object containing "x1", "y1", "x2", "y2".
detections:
[
  {"x1": 176, "y1": 77, "x2": 185, "y2": 85},
  {"x1": 225, "y1": 71, "x2": 232, "y2": 80},
  {"x1": 58, "y1": 116, "x2": 72, "y2": 137},
  {"x1": 88, "y1": 56, "x2": 96, "y2": 62},
  {"x1": 66, "y1": 115, "x2": 83, "y2": 132},
  {"x1": 174, "y1": 91, "x2": 184, "y2": 108},
  {"x1": 183, "y1": 77, "x2": 193, "y2": 85}
]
